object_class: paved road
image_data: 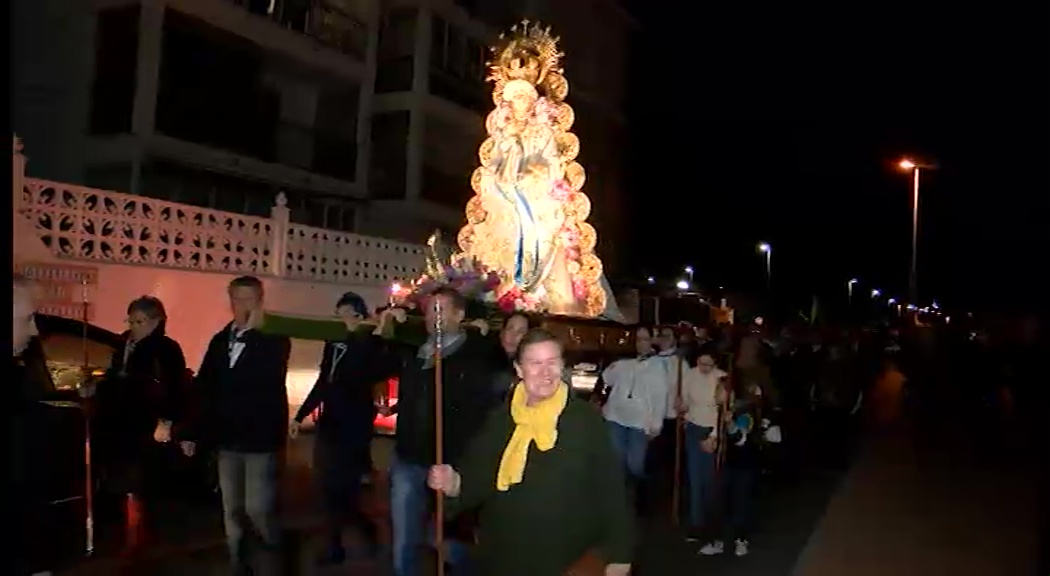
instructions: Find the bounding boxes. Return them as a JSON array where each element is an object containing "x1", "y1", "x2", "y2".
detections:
[
  {"x1": 793, "y1": 415, "x2": 1040, "y2": 576},
  {"x1": 57, "y1": 378, "x2": 1041, "y2": 576}
]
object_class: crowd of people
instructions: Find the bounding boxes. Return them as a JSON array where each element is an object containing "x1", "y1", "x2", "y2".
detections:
[{"x1": 12, "y1": 270, "x2": 1048, "y2": 576}]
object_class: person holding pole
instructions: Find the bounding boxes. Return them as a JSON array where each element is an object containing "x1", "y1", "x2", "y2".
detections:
[
  {"x1": 698, "y1": 376, "x2": 781, "y2": 558},
  {"x1": 382, "y1": 287, "x2": 497, "y2": 576},
  {"x1": 427, "y1": 328, "x2": 635, "y2": 576}
]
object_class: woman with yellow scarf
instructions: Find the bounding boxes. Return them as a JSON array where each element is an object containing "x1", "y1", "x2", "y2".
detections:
[{"x1": 428, "y1": 328, "x2": 635, "y2": 576}]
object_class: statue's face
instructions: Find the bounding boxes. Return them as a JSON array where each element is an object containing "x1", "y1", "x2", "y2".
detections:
[{"x1": 509, "y1": 91, "x2": 534, "y2": 118}]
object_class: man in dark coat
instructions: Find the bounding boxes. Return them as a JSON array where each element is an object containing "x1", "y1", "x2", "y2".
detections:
[
  {"x1": 183, "y1": 276, "x2": 291, "y2": 576},
  {"x1": 13, "y1": 273, "x2": 49, "y2": 576},
  {"x1": 382, "y1": 287, "x2": 498, "y2": 576}
]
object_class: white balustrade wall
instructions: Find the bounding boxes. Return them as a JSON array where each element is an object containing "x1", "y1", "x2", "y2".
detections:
[{"x1": 13, "y1": 135, "x2": 426, "y2": 287}]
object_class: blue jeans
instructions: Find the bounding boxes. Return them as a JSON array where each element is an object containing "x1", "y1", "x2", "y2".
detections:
[
  {"x1": 217, "y1": 451, "x2": 279, "y2": 563},
  {"x1": 389, "y1": 456, "x2": 474, "y2": 576},
  {"x1": 606, "y1": 421, "x2": 649, "y2": 479},
  {"x1": 684, "y1": 423, "x2": 716, "y2": 529}
]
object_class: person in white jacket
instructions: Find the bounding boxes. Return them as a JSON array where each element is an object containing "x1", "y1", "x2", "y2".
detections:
[
  {"x1": 602, "y1": 327, "x2": 672, "y2": 487},
  {"x1": 678, "y1": 351, "x2": 728, "y2": 539}
]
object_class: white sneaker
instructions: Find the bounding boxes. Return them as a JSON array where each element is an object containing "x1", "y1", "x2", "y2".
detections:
[
  {"x1": 734, "y1": 538, "x2": 750, "y2": 557},
  {"x1": 698, "y1": 540, "x2": 724, "y2": 555}
]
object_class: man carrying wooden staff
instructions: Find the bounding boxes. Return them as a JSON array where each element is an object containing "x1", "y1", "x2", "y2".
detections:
[{"x1": 383, "y1": 287, "x2": 497, "y2": 576}]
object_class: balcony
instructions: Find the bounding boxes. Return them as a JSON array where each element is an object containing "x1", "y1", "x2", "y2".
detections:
[
  {"x1": 223, "y1": 0, "x2": 368, "y2": 60},
  {"x1": 272, "y1": 121, "x2": 359, "y2": 182}
]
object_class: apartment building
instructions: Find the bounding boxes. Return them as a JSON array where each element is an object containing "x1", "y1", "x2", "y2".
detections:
[
  {"x1": 13, "y1": 0, "x2": 377, "y2": 232},
  {"x1": 13, "y1": 0, "x2": 635, "y2": 270}
]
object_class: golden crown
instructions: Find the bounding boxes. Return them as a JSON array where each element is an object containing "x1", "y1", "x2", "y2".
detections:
[{"x1": 488, "y1": 20, "x2": 564, "y2": 88}]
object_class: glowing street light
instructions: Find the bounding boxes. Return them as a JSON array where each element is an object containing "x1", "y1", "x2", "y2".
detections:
[
  {"x1": 887, "y1": 298, "x2": 897, "y2": 305},
  {"x1": 646, "y1": 276, "x2": 655, "y2": 284},
  {"x1": 684, "y1": 266, "x2": 694, "y2": 283},
  {"x1": 847, "y1": 278, "x2": 859, "y2": 305},
  {"x1": 898, "y1": 157, "x2": 935, "y2": 303},
  {"x1": 676, "y1": 279, "x2": 690, "y2": 291},
  {"x1": 757, "y1": 242, "x2": 771, "y2": 289},
  {"x1": 871, "y1": 288, "x2": 881, "y2": 298}
]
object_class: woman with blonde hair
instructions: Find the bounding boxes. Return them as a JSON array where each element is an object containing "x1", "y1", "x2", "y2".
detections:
[{"x1": 429, "y1": 328, "x2": 635, "y2": 576}]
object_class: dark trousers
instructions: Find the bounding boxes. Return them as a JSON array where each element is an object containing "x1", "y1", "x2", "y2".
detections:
[
  {"x1": 717, "y1": 465, "x2": 757, "y2": 541},
  {"x1": 314, "y1": 433, "x2": 378, "y2": 549}
]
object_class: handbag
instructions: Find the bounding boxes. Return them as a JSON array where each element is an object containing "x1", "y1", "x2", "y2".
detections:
[{"x1": 564, "y1": 549, "x2": 605, "y2": 576}]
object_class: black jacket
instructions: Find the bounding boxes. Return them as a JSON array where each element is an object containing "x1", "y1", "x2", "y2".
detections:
[
  {"x1": 724, "y1": 392, "x2": 778, "y2": 469},
  {"x1": 294, "y1": 331, "x2": 391, "y2": 438},
  {"x1": 191, "y1": 323, "x2": 291, "y2": 453},
  {"x1": 95, "y1": 330, "x2": 187, "y2": 460},
  {"x1": 393, "y1": 332, "x2": 497, "y2": 468}
]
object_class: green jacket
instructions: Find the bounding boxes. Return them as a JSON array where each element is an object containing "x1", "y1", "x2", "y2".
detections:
[{"x1": 447, "y1": 398, "x2": 635, "y2": 576}]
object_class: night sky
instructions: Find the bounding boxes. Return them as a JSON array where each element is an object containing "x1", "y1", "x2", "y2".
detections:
[{"x1": 624, "y1": 3, "x2": 1050, "y2": 315}]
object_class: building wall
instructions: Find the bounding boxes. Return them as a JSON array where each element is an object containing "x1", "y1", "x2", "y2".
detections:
[
  {"x1": 14, "y1": 0, "x2": 376, "y2": 233},
  {"x1": 12, "y1": 0, "x2": 96, "y2": 183}
]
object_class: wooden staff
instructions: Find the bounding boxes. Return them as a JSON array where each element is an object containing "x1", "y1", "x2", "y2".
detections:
[
  {"x1": 715, "y1": 351, "x2": 735, "y2": 473},
  {"x1": 715, "y1": 374, "x2": 730, "y2": 473},
  {"x1": 432, "y1": 298, "x2": 446, "y2": 576},
  {"x1": 670, "y1": 351, "x2": 684, "y2": 526},
  {"x1": 80, "y1": 279, "x2": 95, "y2": 556}
]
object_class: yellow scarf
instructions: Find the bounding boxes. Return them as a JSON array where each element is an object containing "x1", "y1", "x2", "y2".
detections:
[{"x1": 495, "y1": 382, "x2": 569, "y2": 492}]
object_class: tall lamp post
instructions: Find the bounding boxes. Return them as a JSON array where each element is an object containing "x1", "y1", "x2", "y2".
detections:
[
  {"x1": 757, "y1": 242, "x2": 771, "y2": 290},
  {"x1": 847, "y1": 278, "x2": 858, "y2": 306},
  {"x1": 899, "y1": 159, "x2": 933, "y2": 304}
]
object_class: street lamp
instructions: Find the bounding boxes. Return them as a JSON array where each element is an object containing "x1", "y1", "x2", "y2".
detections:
[
  {"x1": 887, "y1": 298, "x2": 897, "y2": 305},
  {"x1": 871, "y1": 288, "x2": 881, "y2": 298},
  {"x1": 684, "y1": 266, "x2": 694, "y2": 283},
  {"x1": 899, "y1": 158, "x2": 934, "y2": 303},
  {"x1": 646, "y1": 276, "x2": 655, "y2": 285},
  {"x1": 847, "y1": 278, "x2": 858, "y2": 305},
  {"x1": 676, "y1": 279, "x2": 689, "y2": 291},
  {"x1": 757, "y1": 242, "x2": 771, "y2": 289}
]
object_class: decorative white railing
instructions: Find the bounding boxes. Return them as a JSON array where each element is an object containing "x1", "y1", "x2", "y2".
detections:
[
  {"x1": 13, "y1": 136, "x2": 425, "y2": 285},
  {"x1": 285, "y1": 222, "x2": 425, "y2": 284}
]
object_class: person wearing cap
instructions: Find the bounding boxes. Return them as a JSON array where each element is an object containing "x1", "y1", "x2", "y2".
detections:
[{"x1": 289, "y1": 291, "x2": 392, "y2": 565}]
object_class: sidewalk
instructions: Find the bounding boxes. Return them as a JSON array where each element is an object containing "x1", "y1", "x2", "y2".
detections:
[
  {"x1": 792, "y1": 408, "x2": 1040, "y2": 576},
  {"x1": 58, "y1": 435, "x2": 396, "y2": 575}
]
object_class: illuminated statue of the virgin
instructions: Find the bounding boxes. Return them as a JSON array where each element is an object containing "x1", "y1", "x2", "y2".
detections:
[{"x1": 457, "y1": 21, "x2": 621, "y2": 320}]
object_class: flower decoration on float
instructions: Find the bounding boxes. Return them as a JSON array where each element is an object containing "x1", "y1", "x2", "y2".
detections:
[{"x1": 393, "y1": 230, "x2": 502, "y2": 309}]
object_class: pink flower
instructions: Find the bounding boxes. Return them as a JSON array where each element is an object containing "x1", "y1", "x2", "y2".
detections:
[
  {"x1": 573, "y1": 279, "x2": 588, "y2": 300},
  {"x1": 551, "y1": 180, "x2": 572, "y2": 202},
  {"x1": 497, "y1": 291, "x2": 519, "y2": 313}
]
